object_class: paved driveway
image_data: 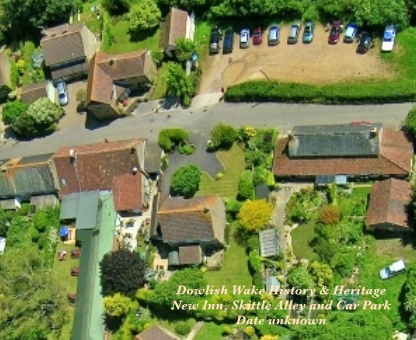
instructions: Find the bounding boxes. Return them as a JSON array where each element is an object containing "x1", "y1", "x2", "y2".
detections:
[
  {"x1": 58, "y1": 81, "x2": 88, "y2": 129},
  {"x1": 162, "y1": 132, "x2": 224, "y2": 194}
]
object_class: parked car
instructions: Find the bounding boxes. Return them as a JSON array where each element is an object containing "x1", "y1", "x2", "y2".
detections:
[
  {"x1": 253, "y1": 26, "x2": 263, "y2": 45},
  {"x1": 302, "y1": 21, "x2": 314, "y2": 43},
  {"x1": 56, "y1": 80, "x2": 69, "y2": 106},
  {"x1": 356, "y1": 32, "x2": 372, "y2": 54},
  {"x1": 223, "y1": 30, "x2": 234, "y2": 54},
  {"x1": 381, "y1": 24, "x2": 397, "y2": 52},
  {"x1": 343, "y1": 22, "x2": 358, "y2": 43},
  {"x1": 287, "y1": 22, "x2": 301, "y2": 44},
  {"x1": 268, "y1": 25, "x2": 280, "y2": 46},
  {"x1": 380, "y1": 260, "x2": 406, "y2": 280},
  {"x1": 328, "y1": 21, "x2": 342, "y2": 44},
  {"x1": 240, "y1": 28, "x2": 250, "y2": 49},
  {"x1": 209, "y1": 27, "x2": 221, "y2": 54}
]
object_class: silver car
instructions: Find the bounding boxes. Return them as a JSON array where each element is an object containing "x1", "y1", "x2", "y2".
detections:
[
  {"x1": 56, "y1": 81, "x2": 69, "y2": 106},
  {"x1": 240, "y1": 28, "x2": 250, "y2": 49},
  {"x1": 288, "y1": 22, "x2": 301, "y2": 44}
]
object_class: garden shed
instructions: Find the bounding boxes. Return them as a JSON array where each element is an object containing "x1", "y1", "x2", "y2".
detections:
[
  {"x1": 256, "y1": 184, "x2": 270, "y2": 200},
  {"x1": 259, "y1": 229, "x2": 279, "y2": 257},
  {"x1": 265, "y1": 276, "x2": 280, "y2": 293},
  {"x1": 0, "y1": 198, "x2": 20, "y2": 210}
]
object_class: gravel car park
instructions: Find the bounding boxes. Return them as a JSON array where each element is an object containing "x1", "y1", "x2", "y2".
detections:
[{"x1": 200, "y1": 24, "x2": 394, "y2": 94}]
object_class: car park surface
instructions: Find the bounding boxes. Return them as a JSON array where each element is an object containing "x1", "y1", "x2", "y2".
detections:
[{"x1": 200, "y1": 24, "x2": 394, "y2": 94}]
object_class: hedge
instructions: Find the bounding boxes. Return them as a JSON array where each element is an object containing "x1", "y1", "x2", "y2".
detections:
[
  {"x1": 102, "y1": 11, "x2": 115, "y2": 52},
  {"x1": 158, "y1": 128, "x2": 189, "y2": 152},
  {"x1": 224, "y1": 79, "x2": 416, "y2": 104}
]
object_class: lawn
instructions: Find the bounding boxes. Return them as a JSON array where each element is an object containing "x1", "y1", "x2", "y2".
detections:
[
  {"x1": 194, "y1": 322, "x2": 225, "y2": 340},
  {"x1": 204, "y1": 222, "x2": 252, "y2": 292},
  {"x1": 197, "y1": 143, "x2": 246, "y2": 199},
  {"x1": 48, "y1": 242, "x2": 80, "y2": 340},
  {"x1": 351, "y1": 186, "x2": 372, "y2": 201},
  {"x1": 290, "y1": 222, "x2": 317, "y2": 261},
  {"x1": 73, "y1": 2, "x2": 102, "y2": 34},
  {"x1": 151, "y1": 62, "x2": 168, "y2": 100},
  {"x1": 107, "y1": 20, "x2": 160, "y2": 54}
]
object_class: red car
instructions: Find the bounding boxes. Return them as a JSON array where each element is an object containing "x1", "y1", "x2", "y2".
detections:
[
  {"x1": 253, "y1": 26, "x2": 263, "y2": 45},
  {"x1": 328, "y1": 21, "x2": 342, "y2": 44}
]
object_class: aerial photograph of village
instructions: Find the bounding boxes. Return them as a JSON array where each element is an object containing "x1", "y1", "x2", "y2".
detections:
[{"x1": 2, "y1": 0, "x2": 416, "y2": 340}]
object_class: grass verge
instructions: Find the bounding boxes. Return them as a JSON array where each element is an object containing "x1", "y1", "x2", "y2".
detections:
[
  {"x1": 197, "y1": 143, "x2": 245, "y2": 199},
  {"x1": 151, "y1": 62, "x2": 169, "y2": 100},
  {"x1": 204, "y1": 222, "x2": 252, "y2": 292},
  {"x1": 194, "y1": 322, "x2": 225, "y2": 340}
]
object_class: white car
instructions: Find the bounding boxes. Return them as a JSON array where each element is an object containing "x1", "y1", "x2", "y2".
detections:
[
  {"x1": 240, "y1": 28, "x2": 250, "y2": 49},
  {"x1": 381, "y1": 25, "x2": 396, "y2": 52},
  {"x1": 379, "y1": 259, "x2": 406, "y2": 280}
]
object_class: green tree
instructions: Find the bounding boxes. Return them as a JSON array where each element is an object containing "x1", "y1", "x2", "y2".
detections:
[
  {"x1": 149, "y1": 268, "x2": 205, "y2": 309},
  {"x1": 403, "y1": 266, "x2": 416, "y2": 329},
  {"x1": 287, "y1": 266, "x2": 314, "y2": 290},
  {"x1": 244, "y1": 326, "x2": 255, "y2": 337},
  {"x1": 26, "y1": 97, "x2": 63, "y2": 125},
  {"x1": 405, "y1": 106, "x2": 416, "y2": 139},
  {"x1": 238, "y1": 199, "x2": 274, "y2": 232},
  {"x1": 238, "y1": 170, "x2": 255, "y2": 200},
  {"x1": 310, "y1": 261, "x2": 333, "y2": 287},
  {"x1": 1, "y1": 100, "x2": 28, "y2": 125},
  {"x1": 171, "y1": 165, "x2": 202, "y2": 198},
  {"x1": 6, "y1": 216, "x2": 31, "y2": 247},
  {"x1": 175, "y1": 320, "x2": 191, "y2": 335},
  {"x1": 103, "y1": 293, "x2": 132, "y2": 317},
  {"x1": 33, "y1": 209, "x2": 49, "y2": 232},
  {"x1": 0, "y1": 0, "x2": 81, "y2": 39},
  {"x1": 165, "y1": 62, "x2": 194, "y2": 106},
  {"x1": 210, "y1": 123, "x2": 237, "y2": 150},
  {"x1": 175, "y1": 38, "x2": 197, "y2": 63},
  {"x1": 127, "y1": 0, "x2": 161, "y2": 32},
  {"x1": 0, "y1": 246, "x2": 69, "y2": 340},
  {"x1": 102, "y1": 0, "x2": 130, "y2": 15},
  {"x1": 100, "y1": 249, "x2": 146, "y2": 297},
  {"x1": 0, "y1": 207, "x2": 7, "y2": 237},
  {"x1": 76, "y1": 88, "x2": 86, "y2": 108}
]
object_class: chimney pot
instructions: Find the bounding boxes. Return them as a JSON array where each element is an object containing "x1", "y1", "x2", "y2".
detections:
[{"x1": 132, "y1": 167, "x2": 138, "y2": 175}]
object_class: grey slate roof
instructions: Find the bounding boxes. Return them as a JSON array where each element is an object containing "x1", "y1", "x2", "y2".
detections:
[
  {"x1": 256, "y1": 184, "x2": 270, "y2": 199},
  {"x1": 265, "y1": 276, "x2": 280, "y2": 292},
  {"x1": 259, "y1": 229, "x2": 279, "y2": 257},
  {"x1": 13, "y1": 164, "x2": 55, "y2": 197},
  {"x1": 60, "y1": 191, "x2": 100, "y2": 230},
  {"x1": 0, "y1": 175, "x2": 15, "y2": 198},
  {"x1": 288, "y1": 124, "x2": 382, "y2": 158},
  {"x1": 144, "y1": 141, "x2": 162, "y2": 173},
  {"x1": 18, "y1": 153, "x2": 54, "y2": 165}
]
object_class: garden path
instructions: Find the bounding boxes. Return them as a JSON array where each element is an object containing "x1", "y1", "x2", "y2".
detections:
[{"x1": 185, "y1": 321, "x2": 204, "y2": 340}]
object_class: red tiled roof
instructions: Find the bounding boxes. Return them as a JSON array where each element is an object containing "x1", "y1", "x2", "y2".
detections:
[
  {"x1": 52, "y1": 139, "x2": 143, "y2": 196},
  {"x1": 164, "y1": 8, "x2": 189, "y2": 47},
  {"x1": 366, "y1": 179, "x2": 413, "y2": 228},
  {"x1": 113, "y1": 173, "x2": 143, "y2": 211},
  {"x1": 86, "y1": 51, "x2": 147, "y2": 105},
  {"x1": 273, "y1": 129, "x2": 412, "y2": 177}
]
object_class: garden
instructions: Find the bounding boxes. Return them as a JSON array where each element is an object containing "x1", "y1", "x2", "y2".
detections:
[{"x1": 0, "y1": 205, "x2": 74, "y2": 340}]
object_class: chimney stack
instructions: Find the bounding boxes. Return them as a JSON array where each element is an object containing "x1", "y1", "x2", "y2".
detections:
[
  {"x1": 69, "y1": 149, "x2": 76, "y2": 163},
  {"x1": 370, "y1": 127, "x2": 378, "y2": 138},
  {"x1": 203, "y1": 206, "x2": 210, "y2": 213},
  {"x1": 287, "y1": 130, "x2": 294, "y2": 140},
  {"x1": 130, "y1": 143, "x2": 136, "y2": 154}
]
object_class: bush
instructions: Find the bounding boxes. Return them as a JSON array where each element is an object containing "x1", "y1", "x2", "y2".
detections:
[
  {"x1": 171, "y1": 165, "x2": 202, "y2": 198},
  {"x1": 319, "y1": 205, "x2": 341, "y2": 226},
  {"x1": 9, "y1": 61, "x2": 19, "y2": 88},
  {"x1": 223, "y1": 326, "x2": 233, "y2": 335},
  {"x1": 175, "y1": 321, "x2": 191, "y2": 335},
  {"x1": 102, "y1": 11, "x2": 115, "y2": 52},
  {"x1": 158, "y1": 128, "x2": 189, "y2": 152},
  {"x1": 151, "y1": 49, "x2": 165, "y2": 67},
  {"x1": 210, "y1": 123, "x2": 237, "y2": 150},
  {"x1": 405, "y1": 106, "x2": 416, "y2": 139},
  {"x1": 2, "y1": 100, "x2": 28, "y2": 125},
  {"x1": 102, "y1": 0, "x2": 130, "y2": 15},
  {"x1": 226, "y1": 199, "x2": 242, "y2": 216},
  {"x1": 17, "y1": 203, "x2": 30, "y2": 216},
  {"x1": 225, "y1": 79, "x2": 416, "y2": 104},
  {"x1": 215, "y1": 172, "x2": 224, "y2": 180},
  {"x1": 76, "y1": 89, "x2": 86, "y2": 108},
  {"x1": 238, "y1": 170, "x2": 254, "y2": 200},
  {"x1": 178, "y1": 142, "x2": 195, "y2": 155},
  {"x1": 29, "y1": 227, "x2": 41, "y2": 242},
  {"x1": 244, "y1": 326, "x2": 255, "y2": 337}
]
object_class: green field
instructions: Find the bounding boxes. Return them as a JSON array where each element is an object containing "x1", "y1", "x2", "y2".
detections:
[
  {"x1": 291, "y1": 222, "x2": 317, "y2": 261},
  {"x1": 197, "y1": 144, "x2": 246, "y2": 199},
  {"x1": 204, "y1": 223, "x2": 252, "y2": 292}
]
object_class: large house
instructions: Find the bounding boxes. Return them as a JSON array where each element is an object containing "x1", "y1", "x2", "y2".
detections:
[
  {"x1": 0, "y1": 50, "x2": 11, "y2": 99},
  {"x1": 163, "y1": 8, "x2": 195, "y2": 57},
  {"x1": 151, "y1": 195, "x2": 226, "y2": 267},
  {"x1": 41, "y1": 22, "x2": 98, "y2": 81},
  {"x1": 0, "y1": 153, "x2": 57, "y2": 201},
  {"x1": 52, "y1": 139, "x2": 162, "y2": 214},
  {"x1": 366, "y1": 178, "x2": 413, "y2": 233},
  {"x1": 273, "y1": 124, "x2": 413, "y2": 181},
  {"x1": 86, "y1": 51, "x2": 156, "y2": 120}
]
